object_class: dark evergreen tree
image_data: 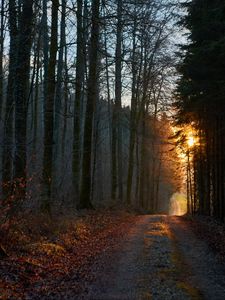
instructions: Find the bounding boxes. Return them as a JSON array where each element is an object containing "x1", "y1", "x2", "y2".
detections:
[{"x1": 176, "y1": 0, "x2": 225, "y2": 220}]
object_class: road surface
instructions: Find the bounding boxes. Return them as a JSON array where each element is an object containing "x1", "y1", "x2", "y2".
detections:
[{"x1": 82, "y1": 215, "x2": 225, "y2": 300}]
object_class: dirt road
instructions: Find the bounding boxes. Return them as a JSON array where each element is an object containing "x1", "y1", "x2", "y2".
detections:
[{"x1": 82, "y1": 215, "x2": 225, "y2": 300}]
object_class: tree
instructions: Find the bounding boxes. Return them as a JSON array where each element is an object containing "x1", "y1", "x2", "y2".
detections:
[
  {"x1": 73, "y1": 0, "x2": 86, "y2": 201},
  {"x1": 0, "y1": 0, "x2": 5, "y2": 118},
  {"x1": 42, "y1": 0, "x2": 59, "y2": 212},
  {"x1": 175, "y1": 0, "x2": 225, "y2": 220},
  {"x1": 112, "y1": 0, "x2": 123, "y2": 202},
  {"x1": 42, "y1": 0, "x2": 49, "y2": 105},
  {"x1": 79, "y1": 0, "x2": 101, "y2": 209},
  {"x1": 126, "y1": 9, "x2": 138, "y2": 205},
  {"x1": 2, "y1": 0, "x2": 18, "y2": 200},
  {"x1": 54, "y1": 0, "x2": 67, "y2": 160},
  {"x1": 14, "y1": 0, "x2": 34, "y2": 196}
]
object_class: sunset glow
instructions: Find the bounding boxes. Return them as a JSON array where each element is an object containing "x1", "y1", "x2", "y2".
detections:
[{"x1": 187, "y1": 136, "x2": 195, "y2": 147}]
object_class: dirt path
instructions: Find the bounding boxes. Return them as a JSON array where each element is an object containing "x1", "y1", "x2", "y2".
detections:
[
  {"x1": 80, "y1": 215, "x2": 225, "y2": 300},
  {"x1": 167, "y1": 216, "x2": 225, "y2": 300}
]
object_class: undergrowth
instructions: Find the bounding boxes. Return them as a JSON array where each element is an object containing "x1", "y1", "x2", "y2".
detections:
[{"x1": 0, "y1": 209, "x2": 136, "y2": 299}]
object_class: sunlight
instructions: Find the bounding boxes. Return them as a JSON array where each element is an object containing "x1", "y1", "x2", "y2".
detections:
[
  {"x1": 169, "y1": 193, "x2": 187, "y2": 216},
  {"x1": 178, "y1": 152, "x2": 187, "y2": 162},
  {"x1": 172, "y1": 125, "x2": 199, "y2": 162},
  {"x1": 187, "y1": 136, "x2": 195, "y2": 148}
]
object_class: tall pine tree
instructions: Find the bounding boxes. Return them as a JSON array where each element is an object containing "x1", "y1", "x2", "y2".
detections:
[{"x1": 176, "y1": 0, "x2": 225, "y2": 220}]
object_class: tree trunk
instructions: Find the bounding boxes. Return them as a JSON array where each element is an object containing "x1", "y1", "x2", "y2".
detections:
[
  {"x1": 61, "y1": 43, "x2": 69, "y2": 159},
  {"x1": 42, "y1": 0, "x2": 49, "y2": 107},
  {"x1": 114, "y1": 0, "x2": 123, "y2": 201},
  {"x1": 79, "y1": 0, "x2": 100, "y2": 209},
  {"x1": 54, "y1": 0, "x2": 66, "y2": 162},
  {"x1": 14, "y1": 0, "x2": 33, "y2": 200},
  {"x1": 2, "y1": 0, "x2": 18, "y2": 200},
  {"x1": 126, "y1": 16, "x2": 138, "y2": 205},
  {"x1": 42, "y1": 0, "x2": 59, "y2": 212},
  {"x1": 73, "y1": 0, "x2": 85, "y2": 200},
  {"x1": 33, "y1": 37, "x2": 41, "y2": 154},
  {"x1": 0, "y1": 0, "x2": 4, "y2": 118}
]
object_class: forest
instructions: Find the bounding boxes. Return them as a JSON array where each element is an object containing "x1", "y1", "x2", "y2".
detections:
[
  {"x1": 1, "y1": 0, "x2": 225, "y2": 299},
  {"x1": 0, "y1": 0, "x2": 182, "y2": 214}
]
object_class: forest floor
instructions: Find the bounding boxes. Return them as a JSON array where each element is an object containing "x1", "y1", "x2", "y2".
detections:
[{"x1": 1, "y1": 213, "x2": 225, "y2": 299}]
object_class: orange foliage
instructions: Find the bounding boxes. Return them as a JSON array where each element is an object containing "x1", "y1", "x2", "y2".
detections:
[{"x1": 0, "y1": 210, "x2": 136, "y2": 299}]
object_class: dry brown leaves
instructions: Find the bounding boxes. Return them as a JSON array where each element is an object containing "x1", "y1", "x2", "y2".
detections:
[
  {"x1": 182, "y1": 215, "x2": 225, "y2": 260},
  {"x1": 0, "y1": 210, "x2": 137, "y2": 299}
]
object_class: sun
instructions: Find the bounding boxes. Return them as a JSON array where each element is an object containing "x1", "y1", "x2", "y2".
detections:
[{"x1": 187, "y1": 136, "x2": 195, "y2": 147}]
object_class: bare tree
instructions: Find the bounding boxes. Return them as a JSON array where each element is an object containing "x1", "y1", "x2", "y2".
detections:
[
  {"x1": 0, "y1": 0, "x2": 5, "y2": 118},
  {"x1": 14, "y1": 0, "x2": 34, "y2": 197},
  {"x1": 73, "y1": 0, "x2": 86, "y2": 201},
  {"x1": 2, "y1": 0, "x2": 17, "y2": 200},
  {"x1": 79, "y1": 0, "x2": 101, "y2": 209},
  {"x1": 42, "y1": 0, "x2": 59, "y2": 212}
]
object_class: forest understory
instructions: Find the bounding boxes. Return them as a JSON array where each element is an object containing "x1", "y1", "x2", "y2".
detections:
[
  {"x1": 0, "y1": 210, "x2": 137, "y2": 299},
  {"x1": 1, "y1": 211, "x2": 225, "y2": 299}
]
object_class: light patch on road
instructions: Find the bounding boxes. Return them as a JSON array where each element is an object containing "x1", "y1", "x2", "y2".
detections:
[{"x1": 169, "y1": 192, "x2": 187, "y2": 216}]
